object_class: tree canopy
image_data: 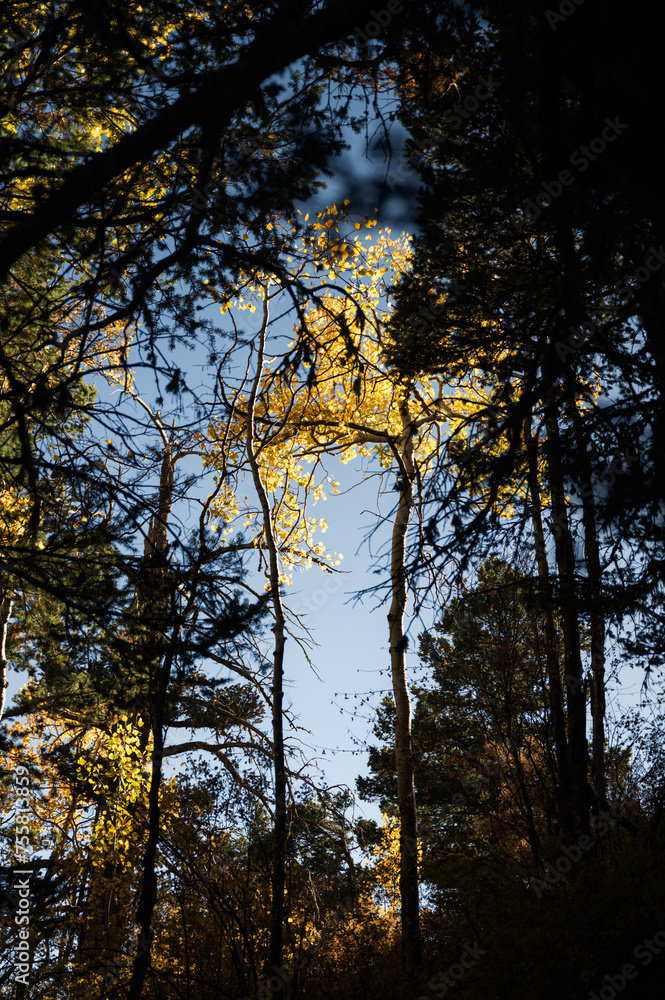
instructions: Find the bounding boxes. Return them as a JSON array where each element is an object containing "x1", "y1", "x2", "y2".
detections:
[{"x1": 2, "y1": 3, "x2": 665, "y2": 1000}]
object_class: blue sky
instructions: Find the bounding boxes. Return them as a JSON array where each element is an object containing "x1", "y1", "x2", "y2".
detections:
[
  {"x1": 273, "y1": 457, "x2": 428, "y2": 825},
  {"x1": 4, "y1": 84, "x2": 650, "y2": 840}
]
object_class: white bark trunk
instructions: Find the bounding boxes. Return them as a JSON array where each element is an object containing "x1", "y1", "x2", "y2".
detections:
[
  {"x1": 0, "y1": 594, "x2": 13, "y2": 721},
  {"x1": 387, "y1": 398, "x2": 421, "y2": 979},
  {"x1": 245, "y1": 290, "x2": 288, "y2": 986}
]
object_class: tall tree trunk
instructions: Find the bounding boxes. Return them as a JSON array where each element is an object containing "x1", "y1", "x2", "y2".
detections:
[
  {"x1": 245, "y1": 290, "x2": 287, "y2": 988},
  {"x1": 524, "y1": 416, "x2": 573, "y2": 832},
  {"x1": 127, "y1": 431, "x2": 177, "y2": 1000},
  {"x1": 127, "y1": 674, "x2": 168, "y2": 1000},
  {"x1": 544, "y1": 406, "x2": 590, "y2": 835},
  {"x1": 0, "y1": 592, "x2": 13, "y2": 721},
  {"x1": 388, "y1": 397, "x2": 421, "y2": 981},
  {"x1": 567, "y1": 394, "x2": 606, "y2": 808}
]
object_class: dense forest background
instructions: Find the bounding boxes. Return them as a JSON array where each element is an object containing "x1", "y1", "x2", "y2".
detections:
[{"x1": 2, "y1": 2, "x2": 665, "y2": 998}]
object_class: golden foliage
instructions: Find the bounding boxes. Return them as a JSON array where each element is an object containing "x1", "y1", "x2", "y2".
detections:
[{"x1": 201, "y1": 204, "x2": 483, "y2": 586}]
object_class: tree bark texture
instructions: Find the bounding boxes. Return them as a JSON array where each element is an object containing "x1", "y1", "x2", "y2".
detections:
[
  {"x1": 524, "y1": 416, "x2": 573, "y2": 832},
  {"x1": 388, "y1": 398, "x2": 421, "y2": 981},
  {"x1": 245, "y1": 292, "x2": 287, "y2": 988},
  {"x1": 567, "y1": 394, "x2": 606, "y2": 808},
  {"x1": 0, "y1": 593, "x2": 13, "y2": 722},
  {"x1": 127, "y1": 433, "x2": 176, "y2": 1000},
  {"x1": 544, "y1": 407, "x2": 589, "y2": 835}
]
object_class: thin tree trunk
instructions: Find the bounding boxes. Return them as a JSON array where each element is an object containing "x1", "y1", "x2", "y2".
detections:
[
  {"x1": 127, "y1": 677, "x2": 167, "y2": 1000},
  {"x1": 524, "y1": 416, "x2": 573, "y2": 832},
  {"x1": 0, "y1": 593, "x2": 13, "y2": 721},
  {"x1": 388, "y1": 397, "x2": 421, "y2": 981},
  {"x1": 499, "y1": 654, "x2": 541, "y2": 866},
  {"x1": 544, "y1": 406, "x2": 589, "y2": 835},
  {"x1": 567, "y1": 394, "x2": 606, "y2": 808},
  {"x1": 245, "y1": 290, "x2": 287, "y2": 988},
  {"x1": 509, "y1": 738, "x2": 541, "y2": 867},
  {"x1": 127, "y1": 433, "x2": 177, "y2": 1000}
]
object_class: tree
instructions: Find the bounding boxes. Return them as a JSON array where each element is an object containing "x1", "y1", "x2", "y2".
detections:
[
  {"x1": 0, "y1": 0, "x2": 410, "y2": 720},
  {"x1": 3, "y1": 10, "x2": 421, "y2": 970},
  {"x1": 201, "y1": 205, "x2": 491, "y2": 983},
  {"x1": 386, "y1": 0, "x2": 665, "y2": 698},
  {"x1": 361, "y1": 559, "x2": 583, "y2": 879},
  {"x1": 0, "y1": 0, "x2": 407, "y2": 406},
  {"x1": 6, "y1": 4, "x2": 665, "y2": 997},
  {"x1": 378, "y1": 4, "x2": 665, "y2": 834},
  {"x1": 2, "y1": 387, "x2": 273, "y2": 997},
  {"x1": 0, "y1": 250, "x2": 136, "y2": 720},
  {"x1": 357, "y1": 557, "x2": 665, "y2": 1000}
]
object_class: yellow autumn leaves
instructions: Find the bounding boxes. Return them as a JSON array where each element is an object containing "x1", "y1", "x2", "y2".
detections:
[
  {"x1": 200, "y1": 203, "x2": 488, "y2": 586},
  {"x1": 0, "y1": 705, "x2": 177, "y2": 873}
]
